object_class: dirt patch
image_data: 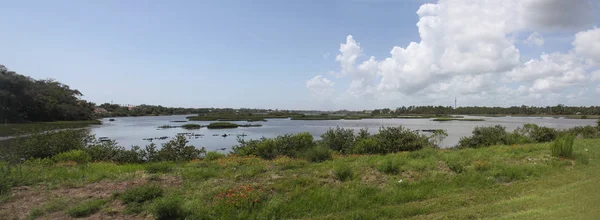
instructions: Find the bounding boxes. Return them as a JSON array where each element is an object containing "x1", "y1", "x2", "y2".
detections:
[
  {"x1": 0, "y1": 174, "x2": 181, "y2": 220},
  {"x1": 361, "y1": 168, "x2": 388, "y2": 187}
]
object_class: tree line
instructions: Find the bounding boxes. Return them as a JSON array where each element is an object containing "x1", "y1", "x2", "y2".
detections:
[
  {"x1": 372, "y1": 105, "x2": 600, "y2": 116},
  {"x1": 0, "y1": 65, "x2": 94, "y2": 122}
]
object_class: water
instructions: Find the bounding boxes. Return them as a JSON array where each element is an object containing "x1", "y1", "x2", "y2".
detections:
[{"x1": 89, "y1": 115, "x2": 598, "y2": 151}]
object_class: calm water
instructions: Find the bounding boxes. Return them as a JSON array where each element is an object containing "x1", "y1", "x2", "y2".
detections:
[{"x1": 89, "y1": 115, "x2": 598, "y2": 151}]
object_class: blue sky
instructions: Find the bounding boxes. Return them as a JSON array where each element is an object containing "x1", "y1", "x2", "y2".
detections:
[{"x1": 1, "y1": 0, "x2": 599, "y2": 110}]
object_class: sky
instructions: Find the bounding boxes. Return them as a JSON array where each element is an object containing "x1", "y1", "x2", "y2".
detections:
[{"x1": 1, "y1": 0, "x2": 600, "y2": 110}]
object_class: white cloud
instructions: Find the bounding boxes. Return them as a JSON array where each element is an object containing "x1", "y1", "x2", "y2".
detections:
[
  {"x1": 524, "y1": 32, "x2": 544, "y2": 46},
  {"x1": 306, "y1": 75, "x2": 334, "y2": 96},
  {"x1": 506, "y1": 52, "x2": 584, "y2": 82},
  {"x1": 573, "y1": 27, "x2": 600, "y2": 65},
  {"x1": 308, "y1": 0, "x2": 600, "y2": 108},
  {"x1": 335, "y1": 35, "x2": 361, "y2": 76}
]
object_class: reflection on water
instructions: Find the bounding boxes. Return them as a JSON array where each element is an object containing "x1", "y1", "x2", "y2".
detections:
[{"x1": 89, "y1": 115, "x2": 598, "y2": 151}]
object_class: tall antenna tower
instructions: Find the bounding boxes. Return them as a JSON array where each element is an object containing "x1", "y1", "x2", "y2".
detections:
[{"x1": 454, "y1": 97, "x2": 457, "y2": 109}]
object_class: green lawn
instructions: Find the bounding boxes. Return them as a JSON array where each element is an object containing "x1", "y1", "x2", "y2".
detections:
[
  {"x1": 1, "y1": 139, "x2": 598, "y2": 219},
  {"x1": 0, "y1": 120, "x2": 101, "y2": 137}
]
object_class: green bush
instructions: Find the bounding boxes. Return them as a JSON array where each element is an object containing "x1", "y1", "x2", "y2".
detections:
[
  {"x1": 566, "y1": 126, "x2": 598, "y2": 138},
  {"x1": 66, "y1": 199, "x2": 107, "y2": 218},
  {"x1": 0, "y1": 165, "x2": 12, "y2": 195},
  {"x1": 18, "y1": 129, "x2": 91, "y2": 159},
  {"x1": 377, "y1": 158, "x2": 400, "y2": 174},
  {"x1": 515, "y1": 124, "x2": 558, "y2": 143},
  {"x1": 205, "y1": 151, "x2": 225, "y2": 161},
  {"x1": 374, "y1": 126, "x2": 430, "y2": 153},
  {"x1": 551, "y1": 135, "x2": 575, "y2": 158},
  {"x1": 301, "y1": 147, "x2": 333, "y2": 162},
  {"x1": 334, "y1": 164, "x2": 353, "y2": 181},
  {"x1": 321, "y1": 127, "x2": 355, "y2": 153},
  {"x1": 120, "y1": 185, "x2": 164, "y2": 204},
  {"x1": 157, "y1": 134, "x2": 206, "y2": 161},
  {"x1": 145, "y1": 162, "x2": 173, "y2": 174},
  {"x1": 232, "y1": 133, "x2": 315, "y2": 159},
  {"x1": 352, "y1": 138, "x2": 380, "y2": 154},
  {"x1": 458, "y1": 125, "x2": 507, "y2": 148},
  {"x1": 152, "y1": 196, "x2": 189, "y2": 220}
]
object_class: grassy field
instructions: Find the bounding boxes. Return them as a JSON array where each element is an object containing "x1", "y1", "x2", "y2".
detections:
[
  {"x1": 0, "y1": 120, "x2": 101, "y2": 137},
  {"x1": 1, "y1": 139, "x2": 598, "y2": 219}
]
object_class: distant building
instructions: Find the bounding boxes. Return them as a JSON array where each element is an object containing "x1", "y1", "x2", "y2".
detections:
[{"x1": 93, "y1": 107, "x2": 107, "y2": 113}]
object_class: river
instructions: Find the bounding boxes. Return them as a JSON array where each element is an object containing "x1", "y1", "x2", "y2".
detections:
[{"x1": 88, "y1": 115, "x2": 598, "y2": 151}]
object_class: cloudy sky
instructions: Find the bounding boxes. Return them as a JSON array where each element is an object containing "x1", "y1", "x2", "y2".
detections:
[{"x1": 1, "y1": 0, "x2": 599, "y2": 110}]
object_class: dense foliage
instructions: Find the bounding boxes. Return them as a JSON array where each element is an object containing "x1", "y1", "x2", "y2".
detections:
[
  {"x1": 0, "y1": 65, "x2": 94, "y2": 122},
  {"x1": 0, "y1": 130, "x2": 206, "y2": 164},
  {"x1": 459, "y1": 123, "x2": 600, "y2": 148}
]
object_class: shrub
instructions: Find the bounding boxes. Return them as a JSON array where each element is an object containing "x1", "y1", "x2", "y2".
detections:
[
  {"x1": 152, "y1": 196, "x2": 188, "y2": 220},
  {"x1": 145, "y1": 162, "x2": 173, "y2": 174},
  {"x1": 0, "y1": 165, "x2": 12, "y2": 195},
  {"x1": 120, "y1": 185, "x2": 164, "y2": 204},
  {"x1": 374, "y1": 126, "x2": 430, "y2": 153},
  {"x1": 52, "y1": 150, "x2": 91, "y2": 164},
  {"x1": 377, "y1": 158, "x2": 400, "y2": 174},
  {"x1": 352, "y1": 138, "x2": 380, "y2": 154},
  {"x1": 301, "y1": 147, "x2": 333, "y2": 162},
  {"x1": 232, "y1": 133, "x2": 315, "y2": 159},
  {"x1": 515, "y1": 124, "x2": 558, "y2": 143},
  {"x1": 205, "y1": 151, "x2": 225, "y2": 161},
  {"x1": 66, "y1": 199, "x2": 107, "y2": 218},
  {"x1": 333, "y1": 164, "x2": 353, "y2": 181},
  {"x1": 458, "y1": 125, "x2": 507, "y2": 148},
  {"x1": 321, "y1": 127, "x2": 355, "y2": 153},
  {"x1": 19, "y1": 129, "x2": 91, "y2": 159},
  {"x1": 551, "y1": 135, "x2": 575, "y2": 158},
  {"x1": 565, "y1": 126, "x2": 598, "y2": 138},
  {"x1": 157, "y1": 134, "x2": 206, "y2": 162}
]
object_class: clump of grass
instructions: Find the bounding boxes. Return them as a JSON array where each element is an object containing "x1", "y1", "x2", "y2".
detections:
[
  {"x1": 551, "y1": 135, "x2": 575, "y2": 158},
  {"x1": 205, "y1": 151, "x2": 225, "y2": 161},
  {"x1": 26, "y1": 198, "x2": 69, "y2": 219},
  {"x1": 181, "y1": 168, "x2": 218, "y2": 181},
  {"x1": 66, "y1": 199, "x2": 107, "y2": 218},
  {"x1": 334, "y1": 164, "x2": 353, "y2": 181},
  {"x1": 181, "y1": 124, "x2": 202, "y2": 129},
  {"x1": 52, "y1": 149, "x2": 91, "y2": 164},
  {"x1": 207, "y1": 122, "x2": 239, "y2": 129},
  {"x1": 145, "y1": 162, "x2": 174, "y2": 174},
  {"x1": 152, "y1": 195, "x2": 189, "y2": 220},
  {"x1": 301, "y1": 147, "x2": 333, "y2": 162},
  {"x1": 377, "y1": 158, "x2": 400, "y2": 175},
  {"x1": 120, "y1": 185, "x2": 164, "y2": 204}
]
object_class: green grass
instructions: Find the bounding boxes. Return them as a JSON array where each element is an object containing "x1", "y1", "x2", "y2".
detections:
[
  {"x1": 206, "y1": 122, "x2": 239, "y2": 129},
  {"x1": 432, "y1": 118, "x2": 485, "y2": 122},
  {"x1": 66, "y1": 199, "x2": 107, "y2": 218},
  {"x1": 0, "y1": 120, "x2": 101, "y2": 137},
  {"x1": 2, "y1": 139, "x2": 600, "y2": 219}
]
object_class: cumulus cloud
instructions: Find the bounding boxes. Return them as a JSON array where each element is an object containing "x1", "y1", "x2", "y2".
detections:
[
  {"x1": 573, "y1": 27, "x2": 600, "y2": 65},
  {"x1": 308, "y1": 0, "x2": 600, "y2": 108},
  {"x1": 524, "y1": 32, "x2": 544, "y2": 46},
  {"x1": 306, "y1": 75, "x2": 334, "y2": 97}
]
